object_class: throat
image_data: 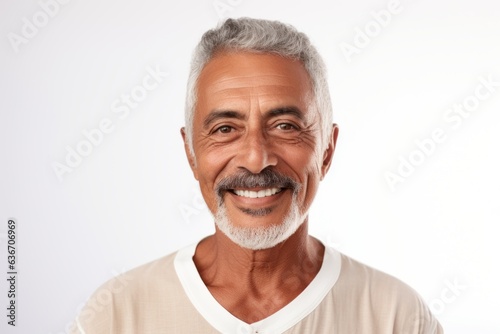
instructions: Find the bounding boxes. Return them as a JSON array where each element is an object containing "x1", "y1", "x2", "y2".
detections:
[{"x1": 193, "y1": 234, "x2": 325, "y2": 323}]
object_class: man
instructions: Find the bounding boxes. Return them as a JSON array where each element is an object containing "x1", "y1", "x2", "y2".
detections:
[{"x1": 71, "y1": 18, "x2": 443, "y2": 333}]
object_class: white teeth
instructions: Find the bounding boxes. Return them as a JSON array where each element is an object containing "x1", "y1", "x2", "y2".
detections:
[{"x1": 234, "y1": 188, "x2": 281, "y2": 198}]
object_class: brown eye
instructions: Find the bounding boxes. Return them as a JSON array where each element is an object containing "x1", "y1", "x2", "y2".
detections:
[
  {"x1": 216, "y1": 126, "x2": 233, "y2": 134},
  {"x1": 277, "y1": 123, "x2": 296, "y2": 131}
]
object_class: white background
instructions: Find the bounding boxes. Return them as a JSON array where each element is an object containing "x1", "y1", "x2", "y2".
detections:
[{"x1": 1, "y1": 0, "x2": 499, "y2": 333}]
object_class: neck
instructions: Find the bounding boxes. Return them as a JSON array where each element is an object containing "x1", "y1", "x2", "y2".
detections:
[{"x1": 193, "y1": 221, "x2": 325, "y2": 322}]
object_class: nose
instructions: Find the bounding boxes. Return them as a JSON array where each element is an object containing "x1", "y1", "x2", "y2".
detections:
[{"x1": 236, "y1": 129, "x2": 278, "y2": 174}]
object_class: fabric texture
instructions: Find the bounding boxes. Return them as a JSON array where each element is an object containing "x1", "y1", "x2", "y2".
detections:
[{"x1": 70, "y1": 242, "x2": 443, "y2": 334}]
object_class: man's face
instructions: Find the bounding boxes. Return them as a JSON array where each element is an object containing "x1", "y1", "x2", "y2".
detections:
[{"x1": 182, "y1": 51, "x2": 336, "y2": 248}]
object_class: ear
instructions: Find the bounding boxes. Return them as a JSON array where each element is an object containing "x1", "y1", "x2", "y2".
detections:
[
  {"x1": 180, "y1": 127, "x2": 199, "y2": 180},
  {"x1": 320, "y1": 123, "x2": 339, "y2": 180}
]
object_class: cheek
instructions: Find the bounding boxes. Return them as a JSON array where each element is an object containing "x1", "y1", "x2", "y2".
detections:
[
  {"x1": 286, "y1": 145, "x2": 323, "y2": 181},
  {"x1": 296, "y1": 171, "x2": 321, "y2": 213},
  {"x1": 197, "y1": 175, "x2": 217, "y2": 209},
  {"x1": 285, "y1": 147, "x2": 323, "y2": 207},
  {"x1": 196, "y1": 173, "x2": 220, "y2": 213},
  {"x1": 194, "y1": 151, "x2": 234, "y2": 211}
]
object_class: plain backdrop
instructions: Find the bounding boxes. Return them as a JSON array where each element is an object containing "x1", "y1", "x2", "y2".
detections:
[{"x1": 1, "y1": 0, "x2": 499, "y2": 333}]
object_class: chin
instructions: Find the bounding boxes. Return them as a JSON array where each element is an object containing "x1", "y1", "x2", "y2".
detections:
[{"x1": 214, "y1": 199, "x2": 303, "y2": 250}]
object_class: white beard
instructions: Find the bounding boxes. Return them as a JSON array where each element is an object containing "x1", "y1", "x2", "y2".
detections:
[{"x1": 214, "y1": 195, "x2": 303, "y2": 250}]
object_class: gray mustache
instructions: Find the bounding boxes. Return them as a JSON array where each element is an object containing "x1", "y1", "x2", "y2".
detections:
[{"x1": 216, "y1": 169, "x2": 301, "y2": 198}]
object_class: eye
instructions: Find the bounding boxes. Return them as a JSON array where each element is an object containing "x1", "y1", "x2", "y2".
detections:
[
  {"x1": 276, "y1": 123, "x2": 297, "y2": 131},
  {"x1": 215, "y1": 125, "x2": 233, "y2": 134}
]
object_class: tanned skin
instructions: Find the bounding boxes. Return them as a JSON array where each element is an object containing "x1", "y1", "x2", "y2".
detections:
[{"x1": 181, "y1": 51, "x2": 338, "y2": 323}]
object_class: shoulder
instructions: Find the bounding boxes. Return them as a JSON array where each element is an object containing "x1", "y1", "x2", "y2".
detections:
[
  {"x1": 95, "y1": 251, "x2": 179, "y2": 301},
  {"x1": 329, "y1": 251, "x2": 443, "y2": 333},
  {"x1": 72, "y1": 251, "x2": 181, "y2": 333},
  {"x1": 335, "y1": 253, "x2": 419, "y2": 300}
]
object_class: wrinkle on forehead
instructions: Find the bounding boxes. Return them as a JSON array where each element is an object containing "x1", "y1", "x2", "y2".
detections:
[
  {"x1": 206, "y1": 75, "x2": 301, "y2": 92},
  {"x1": 197, "y1": 52, "x2": 313, "y2": 98}
]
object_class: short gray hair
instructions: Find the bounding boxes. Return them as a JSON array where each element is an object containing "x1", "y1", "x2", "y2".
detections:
[{"x1": 184, "y1": 17, "x2": 333, "y2": 154}]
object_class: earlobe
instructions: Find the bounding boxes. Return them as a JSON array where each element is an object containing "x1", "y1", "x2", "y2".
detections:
[{"x1": 180, "y1": 127, "x2": 199, "y2": 179}]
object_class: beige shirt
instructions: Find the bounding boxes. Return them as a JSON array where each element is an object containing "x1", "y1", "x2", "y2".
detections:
[{"x1": 71, "y1": 242, "x2": 443, "y2": 333}]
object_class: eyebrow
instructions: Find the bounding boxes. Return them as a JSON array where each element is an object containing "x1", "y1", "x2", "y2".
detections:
[
  {"x1": 202, "y1": 106, "x2": 305, "y2": 129},
  {"x1": 266, "y1": 106, "x2": 305, "y2": 121},
  {"x1": 203, "y1": 110, "x2": 246, "y2": 129}
]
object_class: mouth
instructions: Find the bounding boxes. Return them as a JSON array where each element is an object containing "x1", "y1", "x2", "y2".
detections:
[
  {"x1": 225, "y1": 187, "x2": 288, "y2": 216},
  {"x1": 215, "y1": 169, "x2": 301, "y2": 207},
  {"x1": 231, "y1": 187, "x2": 284, "y2": 199}
]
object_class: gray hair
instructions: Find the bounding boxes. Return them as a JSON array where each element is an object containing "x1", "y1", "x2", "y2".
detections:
[{"x1": 184, "y1": 17, "x2": 333, "y2": 155}]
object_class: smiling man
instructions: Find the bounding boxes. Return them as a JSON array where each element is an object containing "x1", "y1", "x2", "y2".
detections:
[{"x1": 72, "y1": 18, "x2": 443, "y2": 333}]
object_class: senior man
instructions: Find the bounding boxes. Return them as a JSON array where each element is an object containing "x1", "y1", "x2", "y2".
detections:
[{"x1": 72, "y1": 18, "x2": 443, "y2": 333}]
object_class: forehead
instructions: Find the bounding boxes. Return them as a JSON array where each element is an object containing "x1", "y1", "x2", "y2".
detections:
[{"x1": 195, "y1": 51, "x2": 314, "y2": 116}]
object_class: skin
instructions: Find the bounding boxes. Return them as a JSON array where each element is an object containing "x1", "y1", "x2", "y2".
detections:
[{"x1": 180, "y1": 51, "x2": 339, "y2": 323}]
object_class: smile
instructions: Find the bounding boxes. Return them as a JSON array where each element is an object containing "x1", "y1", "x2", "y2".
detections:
[{"x1": 232, "y1": 188, "x2": 283, "y2": 198}]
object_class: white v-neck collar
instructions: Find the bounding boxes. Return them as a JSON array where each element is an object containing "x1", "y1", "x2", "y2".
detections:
[{"x1": 174, "y1": 240, "x2": 341, "y2": 334}]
